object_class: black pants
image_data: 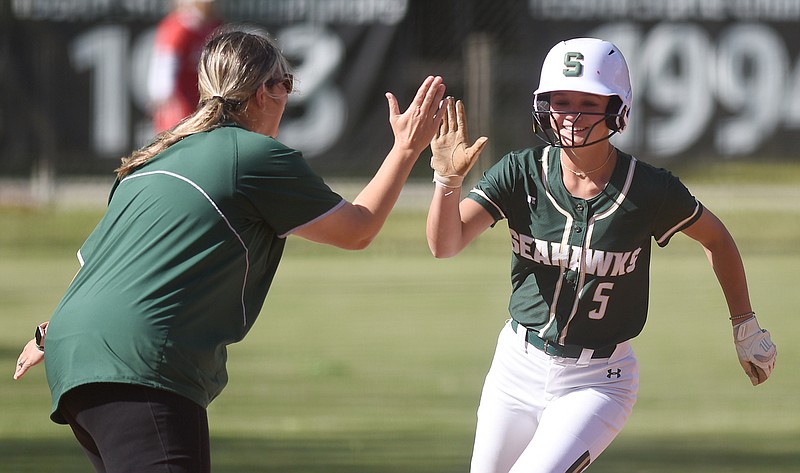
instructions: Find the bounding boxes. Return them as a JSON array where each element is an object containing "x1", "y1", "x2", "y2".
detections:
[{"x1": 58, "y1": 383, "x2": 211, "y2": 473}]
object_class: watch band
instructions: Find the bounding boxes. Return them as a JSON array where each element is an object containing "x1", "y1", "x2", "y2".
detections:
[{"x1": 34, "y1": 322, "x2": 47, "y2": 352}]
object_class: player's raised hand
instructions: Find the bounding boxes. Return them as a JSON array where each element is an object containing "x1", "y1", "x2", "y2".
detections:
[
  {"x1": 430, "y1": 97, "x2": 488, "y2": 188},
  {"x1": 385, "y1": 75, "x2": 447, "y2": 156},
  {"x1": 733, "y1": 316, "x2": 776, "y2": 386}
]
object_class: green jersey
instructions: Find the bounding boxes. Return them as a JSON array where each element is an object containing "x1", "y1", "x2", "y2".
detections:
[
  {"x1": 468, "y1": 145, "x2": 702, "y2": 349},
  {"x1": 45, "y1": 125, "x2": 344, "y2": 422}
]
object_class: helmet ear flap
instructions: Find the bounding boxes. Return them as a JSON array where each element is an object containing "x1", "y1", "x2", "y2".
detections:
[
  {"x1": 605, "y1": 96, "x2": 628, "y2": 132},
  {"x1": 532, "y1": 93, "x2": 551, "y2": 132},
  {"x1": 532, "y1": 93, "x2": 561, "y2": 145}
]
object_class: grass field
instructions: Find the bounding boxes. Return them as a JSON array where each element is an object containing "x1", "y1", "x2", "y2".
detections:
[{"x1": 1, "y1": 169, "x2": 799, "y2": 472}]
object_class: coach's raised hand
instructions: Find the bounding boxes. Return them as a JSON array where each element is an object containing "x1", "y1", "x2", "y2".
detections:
[
  {"x1": 295, "y1": 76, "x2": 447, "y2": 250},
  {"x1": 430, "y1": 97, "x2": 488, "y2": 188},
  {"x1": 385, "y1": 75, "x2": 447, "y2": 156}
]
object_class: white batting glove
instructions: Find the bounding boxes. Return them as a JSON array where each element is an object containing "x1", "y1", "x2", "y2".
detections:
[
  {"x1": 733, "y1": 317, "x2": 776, "y2": 386},
  {"x1": 430, "y1": 97, "x2": 488, "y2": 188}
]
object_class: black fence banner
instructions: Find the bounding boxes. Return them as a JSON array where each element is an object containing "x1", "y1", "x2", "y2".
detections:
[{"x1": 3, "y1": 0, "x2": 800, "y2": 177}]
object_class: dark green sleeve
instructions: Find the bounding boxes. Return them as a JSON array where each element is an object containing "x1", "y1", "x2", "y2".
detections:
[
  {"x1": 236, "y1": 138, "x2": 344, "y2": 237},
  {"x1": 652, "y1": 172, "x2": 703, "y2": 247},
  {"x1": 467, "y1": 149, "x2": 535, "y2": 224},
  {"x1": 467, "y1": 154, "x2": 513, "y2": 223}
]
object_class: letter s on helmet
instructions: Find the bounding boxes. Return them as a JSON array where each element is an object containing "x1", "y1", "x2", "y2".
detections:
[{"x1": 532, "y1": 38, "x2": 632, "y2": 146}]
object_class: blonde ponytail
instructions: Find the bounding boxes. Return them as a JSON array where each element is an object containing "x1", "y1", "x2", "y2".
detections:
[{"x1": 116, "y1": 26, "x2": 290, "y2": 178}]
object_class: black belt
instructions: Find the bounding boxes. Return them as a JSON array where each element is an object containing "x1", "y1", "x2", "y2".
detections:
[{"x1": 510, "y1": 320, "x2": 616, "y2": 359}]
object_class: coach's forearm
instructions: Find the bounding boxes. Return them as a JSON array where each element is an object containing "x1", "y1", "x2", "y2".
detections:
[{"x1": 348, "y1": 145, "x2": 420, "y2": 242}]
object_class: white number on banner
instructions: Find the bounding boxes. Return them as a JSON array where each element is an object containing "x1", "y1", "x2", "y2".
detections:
[
  {"x1": 70, "y1": 23, "x2": 348, "y2": 159},
  {"x1": 70, "y1": 25, "x2": 130, "y2": 155},
  {"x1": 594, "y1": 22, "x2": 800, "y2": 157}
]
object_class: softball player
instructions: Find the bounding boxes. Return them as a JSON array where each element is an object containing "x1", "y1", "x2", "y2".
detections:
[{"x1": 427, "y1": 38, "x2": 777, "y2": 473}]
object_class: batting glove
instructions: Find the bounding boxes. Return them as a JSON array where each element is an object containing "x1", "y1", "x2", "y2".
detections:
[
  {"x1": 733, "y1": 316, "x2": 776, "y2": 386},
  {"x1": 430, "y1": 97, "x2": 488, "y2": 188}
]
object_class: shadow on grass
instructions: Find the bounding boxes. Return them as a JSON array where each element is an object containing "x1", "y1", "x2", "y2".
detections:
[
  {"x1": 594, "y1": 435, "x2": 799, "y2": 473},
  {"x1": 2, "y1": 431, "x2": 796, "y2": 473},
  {"x1": 0, "y1": 432, "x2": 471, "y2": 473}
]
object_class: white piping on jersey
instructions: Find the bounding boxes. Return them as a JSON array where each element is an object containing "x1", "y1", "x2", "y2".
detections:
[
  {"x1": 559, "y1": 156, "x2": 637, "y2": 345},
  {"x1": 538, "y1": 146, "x2": 574, "y2": 339},
  {"x1": 121, "y1": 171, "x2": 252, "y2": 327},
  {"x1": 469, "y1": 188, "x2": 506, "y2": 219},
  {"x1": 656, "y1": 200, "x2": 701, "y2": 246}
]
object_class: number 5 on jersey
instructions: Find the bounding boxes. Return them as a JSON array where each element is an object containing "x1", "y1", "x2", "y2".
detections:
[{"x1": 588, "y1": 282, "x2": 614, "y2": 320}]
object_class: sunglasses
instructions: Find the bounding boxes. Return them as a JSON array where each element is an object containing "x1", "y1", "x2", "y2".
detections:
[{"x1": 265, "y1": 73, "x2": 294, "y2": 94}]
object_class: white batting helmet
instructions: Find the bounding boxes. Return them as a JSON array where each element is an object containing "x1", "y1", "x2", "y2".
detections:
[{"x1": 532, "y1": 38, "x2": 632, "y2": 147}]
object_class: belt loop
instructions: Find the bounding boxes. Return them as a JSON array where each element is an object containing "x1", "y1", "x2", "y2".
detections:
[
  {"x1": 608, "y1": 341, "x2": 628, "y2": 364},
  {"x1": 576, "y1": 348, "x2": 593, "y2": 367},
  {"x1": 515, "y1": 321, "x2": 529, "y2": 353}
]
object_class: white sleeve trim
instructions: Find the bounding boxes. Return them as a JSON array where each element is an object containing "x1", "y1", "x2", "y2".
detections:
[
  {"x1": 279, "y1": 199, "x2": 347, "y2": 238},
  {"x1": 469, "y1": 188, "x2": 505, "y2": 220},
  {"x1": 656, "y1": 200, "x2": 702, "y2": 246}
]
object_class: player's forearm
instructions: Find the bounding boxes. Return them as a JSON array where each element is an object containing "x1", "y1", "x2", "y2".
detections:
[
  {"x1": 702, "y1": 241, "x2": 753, "y2": 324},
  {"x1": 683, "y1": 209, "x2": 752, "y2": 322},
  {"x1": 706, "y1": 226, "x2": 752, "y2": 320},
  {"x1": 426, "y1": 184, "x2": 466, "y2": 258}
]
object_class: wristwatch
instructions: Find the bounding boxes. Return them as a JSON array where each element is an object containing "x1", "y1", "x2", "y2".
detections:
[{"x1": 34, "y1": 322, "x2": 48, "y2": 352}]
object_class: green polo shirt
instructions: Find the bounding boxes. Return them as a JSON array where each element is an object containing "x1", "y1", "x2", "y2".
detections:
[
  {"x1": 45, "y1": 125, "x2": 344, "y2": 423},
  {"x1": 468, "y1": 145, "x2": 702, "y2": 349}
]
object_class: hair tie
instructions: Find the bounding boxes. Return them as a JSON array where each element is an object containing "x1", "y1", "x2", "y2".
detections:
[
  {"x1": 205, "y1": 95, "x2": 242, "y2": 112},
  {"x1": 206, "y1": 95, "x2": 229, "y2": 109}
]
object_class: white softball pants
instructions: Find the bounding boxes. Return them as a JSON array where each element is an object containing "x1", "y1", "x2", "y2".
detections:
[{"x1": 469, "y1": 320, "x2": 639, "y2": 473}]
